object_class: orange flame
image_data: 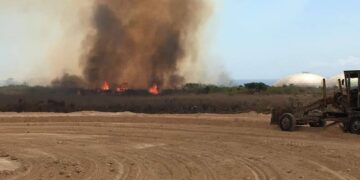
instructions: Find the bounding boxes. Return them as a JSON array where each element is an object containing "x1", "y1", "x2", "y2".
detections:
[
  {"x1": 116, "y1": 83, "x2": 128, "y2": 93},
  {"x1": 101, "y1": 81, "x2": 110, "y2": 91},
  {"x1": 148, "y1": 84, "x2": 160, "y2": 95}
]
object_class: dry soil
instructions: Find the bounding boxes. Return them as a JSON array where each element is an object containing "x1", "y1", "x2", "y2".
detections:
[{"x1": 0, "y1": 112, "x2": 359, "y2": 180}]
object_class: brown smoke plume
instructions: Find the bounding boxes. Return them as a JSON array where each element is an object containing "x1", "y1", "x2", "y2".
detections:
[{"x1": 81, "y1": 0, "x2": 208, "y2": 89}]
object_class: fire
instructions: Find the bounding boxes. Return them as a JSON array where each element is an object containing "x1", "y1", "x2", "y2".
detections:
[
  {"x1": 101, "y1": 81, "x2": 110, "y2": 91},
  {"x1": 148, "y1": 84, "x2": 160, "y2": 95},
  {"x1": 116, "y1": 83, "x2": 128, "y2": 93}
]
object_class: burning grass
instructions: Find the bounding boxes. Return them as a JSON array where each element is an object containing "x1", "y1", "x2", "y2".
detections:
[{"x1": 0, "y1": 84, "x2": 321, "y2": 114}]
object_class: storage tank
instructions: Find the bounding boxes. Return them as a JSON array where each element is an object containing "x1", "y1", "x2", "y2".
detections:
[
  {"x1": 274, "y1": 72, "x2": 325, "y2": 87},
  {"x1": 327, "y1": 74, "x2": 345, "y2": 87}
]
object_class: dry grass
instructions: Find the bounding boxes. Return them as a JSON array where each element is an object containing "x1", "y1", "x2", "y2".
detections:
[{"x1": 0, "y1": 91, "x2": 318, "y2": 113}]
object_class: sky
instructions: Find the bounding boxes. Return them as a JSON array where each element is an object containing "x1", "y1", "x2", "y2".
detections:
[
  {"x1": 209, "y1": 0, "x2": 360, "y2": 79},
  {"x1": 1, "y1": 0, "x2": 360, "y2": 83}
]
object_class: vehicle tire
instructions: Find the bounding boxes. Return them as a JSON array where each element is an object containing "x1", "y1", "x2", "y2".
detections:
[
  {"x1": 349, "y1": 118, "x2": 360, "y2": 135},
  {"x1": 309, "y1": 119, "x2": 326, "y2": 127},
  {"x1": 279, "y1": 113, "x2": 296, "y2": 131}
]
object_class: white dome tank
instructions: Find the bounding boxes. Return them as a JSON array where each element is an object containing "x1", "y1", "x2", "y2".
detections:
[
  {"x1": 274, "y1": 72, "x2": 325, "y2": 87},
  {"x1": 327, "y1": 74, "x2": 345, "y2": 87}
]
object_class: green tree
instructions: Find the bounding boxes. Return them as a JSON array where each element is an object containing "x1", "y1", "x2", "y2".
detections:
[{"x1": 244, "y1": 82, "x2": 268, "y2": 92}]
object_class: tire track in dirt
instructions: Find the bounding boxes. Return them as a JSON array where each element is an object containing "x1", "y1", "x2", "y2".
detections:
[
  {"x1": 238, "y1": 157, "x2": 279, "y2": 180},
  {"x1": 306, "y1": 160, "x2": 357, "y2": 180},
  {"x1": 0, "y1": 113, "x2": 359, "y2": 180}
]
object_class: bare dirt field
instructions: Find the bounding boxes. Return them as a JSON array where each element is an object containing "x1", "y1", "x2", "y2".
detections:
[{"x1": 0, "y1": 112, "x2": 359, "y2": 180}]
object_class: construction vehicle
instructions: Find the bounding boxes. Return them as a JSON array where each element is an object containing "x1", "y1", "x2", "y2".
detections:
[{"x1": 271, "y1": 70, "x2": 360, "y2": 134}]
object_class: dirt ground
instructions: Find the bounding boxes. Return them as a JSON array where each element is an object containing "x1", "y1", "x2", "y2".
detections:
[{"x1": 0, "y1": 112, "x2": 359, "y2": 180}]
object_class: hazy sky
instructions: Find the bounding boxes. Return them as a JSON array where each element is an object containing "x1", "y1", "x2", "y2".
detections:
[
  {"x1": 1, "y1": 0, "x2": 360, "y2": 82},
  {"x1": 0, "y1": 0, "x2": 91, "y2": 83}
]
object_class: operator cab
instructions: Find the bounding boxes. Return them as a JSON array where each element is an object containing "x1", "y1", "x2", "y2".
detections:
[{"x1": 344, "y1": 70, "x2": 360, "y2": 110}]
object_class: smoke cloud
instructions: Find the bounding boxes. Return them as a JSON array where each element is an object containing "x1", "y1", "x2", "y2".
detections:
[
  {"x1": 0, "y1": 0, "x2": 93, "y2": 85},
  {"x1": 81, "y1": 0, "x2": 209, "y2": 89},
  {"x1": 1, "y1": 0, "x2": 210, "y2": 88}
]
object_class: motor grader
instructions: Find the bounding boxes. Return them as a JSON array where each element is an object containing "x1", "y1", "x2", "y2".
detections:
[{"x1": 271, "y1": 70, "x2": 360, "y2": 134}]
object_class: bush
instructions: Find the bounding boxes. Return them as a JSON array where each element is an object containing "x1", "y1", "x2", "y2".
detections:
[
  {"x1": 182, "y1": 83, "x2": 246, "y2": 94},
  {"x1": 244, "y1": 82, "x2": 269, "y2": 92}
]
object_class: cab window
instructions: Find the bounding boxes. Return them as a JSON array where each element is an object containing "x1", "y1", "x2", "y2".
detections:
[{"x1": 350, "y1": 77, "x2": 359, "y2": 90}]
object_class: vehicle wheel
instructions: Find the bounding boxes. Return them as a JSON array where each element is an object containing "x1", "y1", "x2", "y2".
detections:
[
  {"x1": 279, "y1": 113, "x2": 296, "y2": 131},
  {"x1": 309, "y1": 119, "x2": 326, "y2": 127},
  {"x1": 349, "y1": 118, "x2": 360, "y2": 135}
]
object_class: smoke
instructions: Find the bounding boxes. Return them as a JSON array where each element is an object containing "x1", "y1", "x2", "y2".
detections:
[
  {"x1": 0, "y1": 0, "x2": 93, "y2": 85},
  {"x1": 1, "y1": 0, "x2": 210, "y2": 88},
  {"x1": 81, "y1": 0, "x2": 209, "y2": 89},
  {"x1": 52, "y1": 73, "x2": 87, "y2": 88}
]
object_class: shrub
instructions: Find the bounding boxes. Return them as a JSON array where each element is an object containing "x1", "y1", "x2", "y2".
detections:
[{"x1": 244, "y1": 82, "x2": 269, "y2": 92}]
